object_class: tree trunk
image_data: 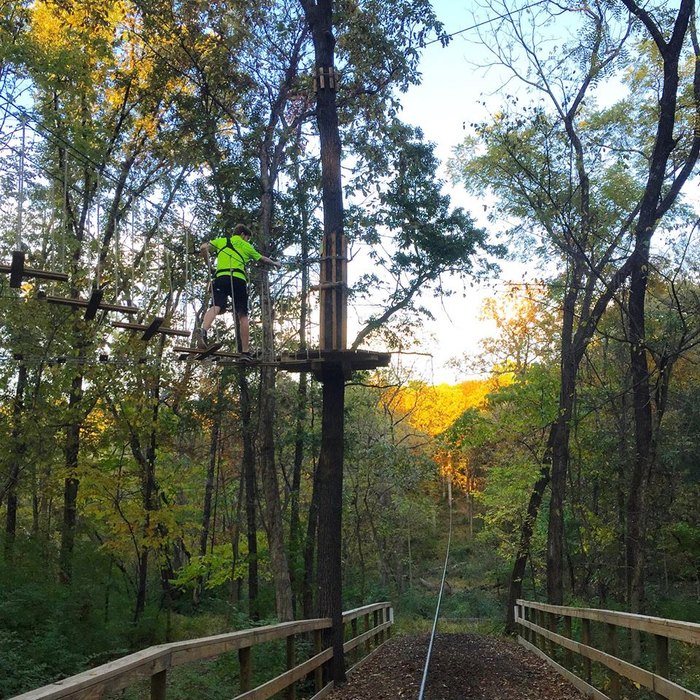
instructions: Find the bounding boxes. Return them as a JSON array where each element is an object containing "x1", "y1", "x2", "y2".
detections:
[
  {"x1": 258, "y1": 365, "x2": 294, "y2": 621},
  {"x1": 299, "y1": 0, "x2": 347, "y2": 680},
  {"x1": 59, "y1": 369, "x2": 84, "y2": 583},
  {"x1": 303, "y1": 463, "x2": 319, "y2": 620},
  {"x1": 196, "y1": 375, "x2": 225, "y2": 604},
  {"x1": 546, "y1": 243, "x2": 585, "y2": 604},
  {"x1": 505, "y1": 466, "x2": 550, "y2": 633},
  {"x1": 4, "y1": 363, "x2": 27, "y2": 558},
  {"x1": 289, "y1": 196, "x2": 311, "y2": 616},
  {"x1": 257, "y1": 140, "x2": 294, "y2": 621},
  {"x1": 316, "y1": 369, "x2": 346, "y2": 683},
  {"x1": 239, "y1": 371, "x2": 259, "y2": 620}
]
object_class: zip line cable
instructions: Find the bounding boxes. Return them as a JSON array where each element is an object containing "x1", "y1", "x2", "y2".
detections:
[
  {"x1": 417, "y1": 489, "x2": 454, "y2": 700},
  {"x1": 424, "y1": 0, "x2": 551, "y2": 47}
]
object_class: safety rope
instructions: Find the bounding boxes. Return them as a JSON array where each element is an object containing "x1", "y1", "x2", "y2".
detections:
[{"x1": 417, "y1": 487, "x2": 453, "y2": 700}]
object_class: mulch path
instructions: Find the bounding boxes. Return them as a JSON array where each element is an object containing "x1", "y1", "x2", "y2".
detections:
[{"x1": 325, "y1": 633, "x2": 588, "y2": 700}]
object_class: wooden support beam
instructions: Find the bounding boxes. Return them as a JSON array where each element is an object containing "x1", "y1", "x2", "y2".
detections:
[
  {"x1": 0, "y1": 251, "x2": 69, "y2": 287},
  {"x1": 173, "y1": 343, "x2": 226, "y2": 360},
  {"x1": 10, "y1": 250, "x2": 24, "y2": 288},
  {"x1": 38, "y1": 292, "x2": 139, "y2": 315},
  {"x1": 112, "y1": 319, "x2": 190, "y2": 340}
]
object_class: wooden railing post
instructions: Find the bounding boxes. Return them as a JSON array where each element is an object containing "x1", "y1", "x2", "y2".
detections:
[
  {"x1": 387, "y1": 605, "x2": 393, "y2": 638},
  {"x1": 286, "y1": 634, "x2": 296, "y2": 700},
  {"x1": 564, "y1": 615, "x2": 573, "y2": 669},
  {"x1": 373, "y1": 610, "x2": 380, "y2": 646},
  {"x1": 654, "y1": 634, "x2": 669, "y2": 700},
  {"x1": 314, "y1": 629, "x2": 323, "y2": 693},
  {"x1": 364, "y1": 613, "x2": 371, "y2": 653},
  {"x1": 535, "y1": 609, "x2": 544, "y2": 651},
  {"x1": 547, "y1": 611, "x2": 556, "y2": 659},
  {"x1": 351, "y1": 617, "x2": 359, "y2": 663},
  {"x1": 521, "y1": 603, "x2": 531, "y2": 644},
  {"x1": 606, "y1": 623, "x2": 620, "y2": 700},
  {"x1": 151, "y1": 670, "x2": 166, "y2": 700},
  {"x1": 239, "y1": 646, "x2": 251, "y2": 693},
  {"x1": 581, "y1": 618, "x2": 592, "y2": 683}
]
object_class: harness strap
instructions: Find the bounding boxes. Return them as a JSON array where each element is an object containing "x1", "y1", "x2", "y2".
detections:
[{"x1": 214, "y1": 236, "x2": 247, "y2": 280}]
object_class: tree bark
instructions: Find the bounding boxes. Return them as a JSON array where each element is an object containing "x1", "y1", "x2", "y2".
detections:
[
  {"x1": 59, "y1": 369, "x2": 84, "y2": 583},
  {"x1": 4, "y1": 363, "x2": 27, "y2": 558},
  {"x1": 239, "y1": 372, "x2": 259, "y2": 620},
  {"x1": 316, "y1": 369, "x2": 346, "y2": 683},
  {"x1": 196, "y1": 375, "x2": 225, "y2": 605}
]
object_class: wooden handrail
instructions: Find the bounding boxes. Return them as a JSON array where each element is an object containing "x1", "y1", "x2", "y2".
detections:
[
  {"x1": 515, "y1": 600, "x2": 700, "y2": 700},
  {"x1": 12, "y1": 602, "x2": 394, "y2": 700}
]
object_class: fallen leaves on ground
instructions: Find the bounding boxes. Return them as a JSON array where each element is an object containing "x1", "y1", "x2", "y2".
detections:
[{"x1": 325, "y1": 633, "x2": 588, "y2": 700}]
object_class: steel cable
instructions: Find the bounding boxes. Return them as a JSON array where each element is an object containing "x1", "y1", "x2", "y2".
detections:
[{"x1": 417, "y1": 490, "x2": 453, "y2": 700}]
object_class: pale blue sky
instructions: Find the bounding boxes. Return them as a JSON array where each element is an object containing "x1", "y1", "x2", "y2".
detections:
[{"x1": 381, "y1": 1, "x2": 513, "y2": 383}]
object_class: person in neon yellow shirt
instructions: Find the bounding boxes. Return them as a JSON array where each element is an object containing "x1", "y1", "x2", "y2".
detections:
[{"x1": 197, "y1": 223, "x2": 281, "y2": 357}]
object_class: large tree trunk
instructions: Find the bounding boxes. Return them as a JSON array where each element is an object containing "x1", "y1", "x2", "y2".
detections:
[
  {"x1": 301, "y1": 0, "x2": 347, "y2": 681},
  {"x1": 505, "y1": 466, "x2": 550, "y2": 633},
  {"x1": 547, "y1": 281, "x2": 579, "y2": 604},
  {"x1": 257, "y1": 135, "x2": 294, "y2": 622},
  {"x1": 59, "y1": 369, "x2": 84, "y2": 583},
  {"x1": 289, "y1": 189, "x2": 311, "y2": 616},
  {"x1": 303, "y1": 464, "x2": 319, "y2": 620},
  {"x1": 196, "y1": 375, "x2": 225, "y2": 605},
  {"x1": 239, "y1": 372, "x2": 259, "y2": 620},
  {"x1": 4, "y1": 363, "x2": 28, "y2": 558},
  {"x1": 316, "y1": 370, "x2": 346, "y2": 683}
]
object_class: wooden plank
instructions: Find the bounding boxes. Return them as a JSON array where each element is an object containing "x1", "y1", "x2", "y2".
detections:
[
  {"x1": 0, "y1": 255, "x2": 68, "y2": 285},
  {"x1": 40, "y1": 294, "x2": 139, "y2": 315},
  {"x1": 11, "y1": 646, "x2": 172, "y2": 699},
  {"x1": 517, "y1": 600, "x2": 700, "y2": 645},
  {"x1": 239, "y1": 647, "x2": 251, "y2": 694},
  {"x1": 168, "y1": 620, "x2": 332, "y2": 667},
  {"x1": 656, "y1": 634, "x2": 670, "y2": 700},
  {"x1": 308, "y1": 681, "x2": 335, "y2": 700},
  {"x1": 342, "y1": 602, "x2": 391, "y2": 622},
  {"x1": 234, "y1": 648, "x2": 333, "y2": 700},
  {"x1": 173, "y1": 344, "x2": 236, "y2": 359},
  {"x1": 518, "y1": 617, "x2": 700, "y2": 700},
  {"x1": 518, "y1": 637, "x2": 609, "y2": 700},
  {"x1": 112, "y1": 321, "x2": 190, "y2": 338},
  {"x1": 343, "y1": 621, "x2": 392, "y2": 654}
]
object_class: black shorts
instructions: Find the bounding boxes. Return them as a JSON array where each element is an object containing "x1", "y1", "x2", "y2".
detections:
[{"x1": 212, "y1": 275, "x2": 249, "y2": 315}]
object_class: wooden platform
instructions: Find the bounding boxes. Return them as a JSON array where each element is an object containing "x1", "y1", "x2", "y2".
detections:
[
  {"x1": 277, "y1": 349, "x2": 391, "y2": 377},
  {"x1": 173, "y1": 347, "x2": 391, "y2": 376}
]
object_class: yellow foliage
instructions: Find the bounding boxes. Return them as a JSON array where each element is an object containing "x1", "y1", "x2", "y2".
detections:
[
  {"x1": 385, "y1": 378, "x2": 501, "y2": 437},
  {"x1": 385, "y1": 376, "x2": 513, "y2": 494},
  {"x1": 31, "y1": 0, "x2": 128, "y2": 51}
]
